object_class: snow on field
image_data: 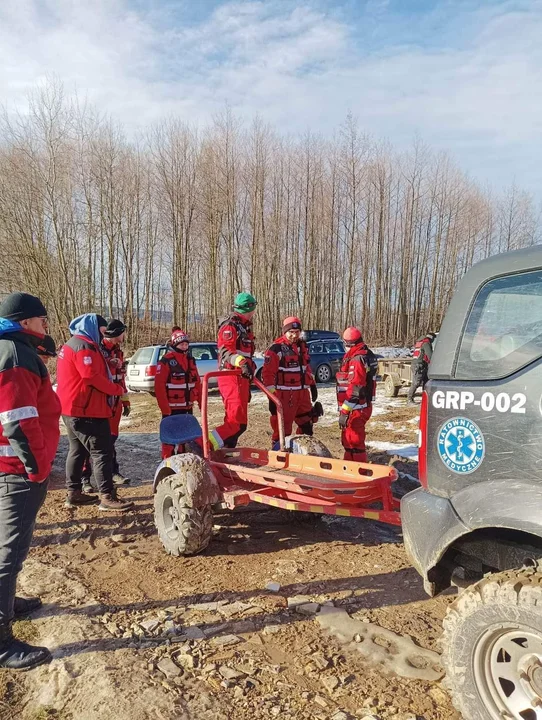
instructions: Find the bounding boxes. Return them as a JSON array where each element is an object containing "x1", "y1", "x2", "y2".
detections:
[
  {"x1": 373, "y1": 346, "x2": 412, "y2": 358},
  {"x1": 250, "y1": 383, "x2": 417, "y2": 428},
  {"x1": 367, "y1": 440, "x2": 419, "y2": 460}
]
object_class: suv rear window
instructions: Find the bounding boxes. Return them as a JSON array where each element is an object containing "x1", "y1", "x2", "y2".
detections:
[
  {"x1": 456, "y1": 269, "x2": 542, "y2": 379},
  {"x1": 131, "y1": 347, "x2": 156, "y2": 365}
]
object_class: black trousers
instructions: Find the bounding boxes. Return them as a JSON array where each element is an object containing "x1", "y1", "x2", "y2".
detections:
[
  {"x1": 63, "y1": 416, "x2": 114, "y2": 494},
  {"x1": 81, "y1": 435, "x2": 119, "y2": 480},
  {"x1": 0, "y1": 475, "x2": 48, "y2": 624},
  {"x1": 407, "y1": 367, "x2": 429, "y2": 402}
]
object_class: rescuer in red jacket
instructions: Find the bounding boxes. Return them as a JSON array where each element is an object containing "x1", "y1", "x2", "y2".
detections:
[
  {"x1": 210, "y1": 293, "x2": 257, "y2": 450},
  {"x1": 56, "y1": 313, "x2": 133, "y2": 512},
  {"x1": 155, "y1": 328, "x2": 202, "y2": 459},
  {"x1": 336, "y1": 327, "x2": 378, "y2": 462},
  {"x1": 81, "y1": 319, "x2": 131, "y2": 490},
  {"x1": 0, "y1": 292, "x2": 61, "y2": 670},
  {"x1": 263, "y1": 316, "x2": 318, "y2": 445},
  {"x1": 407, "y1": 332, "x2": 437, "y2": 404}
]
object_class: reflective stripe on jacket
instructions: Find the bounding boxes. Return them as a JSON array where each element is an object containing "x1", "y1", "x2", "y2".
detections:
[
  {"x1": 262, "y1": 336, "x2": 315, "y2": 392},
  {"x1": 155, "y1": 349, "x2": 201, "y2": 415},
  {"x1": 336, "y1": 343, "x2": 378, "y2": 412},
  {"x1": 217, "y1": 314, "x2": 255, "y2": 371}
]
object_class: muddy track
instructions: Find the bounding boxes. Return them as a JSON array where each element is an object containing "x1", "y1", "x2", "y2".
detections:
[{"x1": 1, "y1": 390, "x2": 459, "y2": 720}]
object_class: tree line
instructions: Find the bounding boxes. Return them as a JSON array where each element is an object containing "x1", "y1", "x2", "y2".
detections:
[{"x1": 0, "y1": 82, "x2": 538, "y2": 351}]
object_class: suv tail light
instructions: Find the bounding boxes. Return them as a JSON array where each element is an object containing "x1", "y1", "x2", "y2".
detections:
[
  {"x1": 418, "y1": 390, "x2": 428, "y2": 488},
  {"x1": 145, "y1": 365, "x2": 157, "y2": 377}
]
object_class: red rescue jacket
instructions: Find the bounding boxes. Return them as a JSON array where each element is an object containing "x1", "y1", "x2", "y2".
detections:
[
  {"x1": 262, "y1": 336, "x2": 315, "y2": 391},
  {"x1": 0, "y1": 327, "x2": 61, "y2": 482},
  {"x1": 218, "y1": 314, "x2": 255, "y2": 371},
  {"x1": 155, "y1": 348, "x2": 201, "y2": 415},
  {"x1": 102, "y1": 339, "x2": 128, "y2": 410},
  {"x1": 413, "y1": 336, "x2": 433, "y2": 368},
  {"x1": 56, "y1": 335, "x2": 123, "y2": 418},
  {"x1": 336, "y1": 343, "x2": 378, "y2": 412}
]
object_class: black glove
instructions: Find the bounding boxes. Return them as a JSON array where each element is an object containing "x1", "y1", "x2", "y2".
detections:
[
  {"x1": 312, "y1": 401, "x2": 324, "y2": 419},
  {"x1": 269, "y1": 398, "x2": 277, "y2": 416},
  {"x1": 122, "y1": 402, "x2": 131, "y2": 417},
  {"x1": 310, "y1": 384, "x2": 318, "y2": 402},
  {"x1": 240, "y1": 362, "x2": 254, "y2": 380},
  {"x1": 338, "y1": 412, "x2": 349, "y2": 430}
]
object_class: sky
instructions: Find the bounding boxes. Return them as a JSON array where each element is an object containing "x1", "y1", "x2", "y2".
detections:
[{"x1": 0, "y1": 0, "x2": 541, "y2": 194}]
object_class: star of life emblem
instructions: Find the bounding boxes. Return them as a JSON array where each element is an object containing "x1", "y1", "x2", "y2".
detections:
[{"x1": 437, "y1": 417, "x2": 485, "y2": 474}]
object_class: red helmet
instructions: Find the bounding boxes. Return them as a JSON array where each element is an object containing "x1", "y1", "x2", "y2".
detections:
[
  {"x1": 282, "y1": 316, "x2": 302, "y2": 332},
  {"x1": 171, "y1": 328, "x2": 189, "y2": 346},
  {"x1": 343, "y1": 326, "x2": 363, "y2": 346}
]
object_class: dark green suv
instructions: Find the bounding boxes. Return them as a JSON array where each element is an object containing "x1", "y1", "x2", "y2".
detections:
[{"x1": 402, "y1": 245, "x2": 542, "y2": 720}]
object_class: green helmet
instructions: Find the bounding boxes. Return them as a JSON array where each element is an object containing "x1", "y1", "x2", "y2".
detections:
[{"x1": 233, "y1": 292, "x2": 257, "y2": 314}]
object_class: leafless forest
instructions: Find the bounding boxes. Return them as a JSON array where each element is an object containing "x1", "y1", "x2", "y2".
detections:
[{"x1": 0, "y1": 83, "x2": 538, "y2": 348}]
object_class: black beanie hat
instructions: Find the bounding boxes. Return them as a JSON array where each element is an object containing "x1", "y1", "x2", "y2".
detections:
[
  {"x1": 0, "y1": 292, "x2": 47, "y2": 322},
  {"x1": 36, "y1": 335, "x2": 57, "y2": 357},
  {"x1": 104, "y1": 319, "x2": 126, "y2": 338},
  {"x1": 96, "y1": 315, "x2": 108, "y2": 328}
]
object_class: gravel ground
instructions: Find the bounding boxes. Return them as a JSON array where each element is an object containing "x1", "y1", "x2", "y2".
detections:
[{"x1": 1, "y1": 387, "x2": 460, "y2": 720}]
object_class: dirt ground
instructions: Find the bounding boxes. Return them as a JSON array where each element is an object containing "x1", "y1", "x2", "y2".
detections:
[{"x1": 1, "y1": 387, "x2": 461, "y2": 720}]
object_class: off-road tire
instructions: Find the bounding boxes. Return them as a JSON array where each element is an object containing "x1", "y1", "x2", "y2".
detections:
[
  {"x1": 154, "y1": 454, "x2": 215, "y2": 556},
  {"x1": 442, "y1": 568, "x2": 542, "y2": 720},
  {"x1": 287, "y1": 435, "x2": 332, "y2": 458},
  {"x1": 384, "y1": 375, "x2": 400, "y2": 398}
]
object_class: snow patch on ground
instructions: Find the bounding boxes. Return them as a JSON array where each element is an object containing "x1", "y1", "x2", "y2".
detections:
[
  {"x1": 367, "y1": 440, "x2": 419, "y2": 460},
  {"x1": 373, "y1": 346, "x2": 412, "y2": 358}
]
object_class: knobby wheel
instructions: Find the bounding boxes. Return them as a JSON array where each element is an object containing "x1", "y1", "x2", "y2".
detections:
[
  {"x1": 154, "y1": 454, "x2": 218, "y2": 556},
  {"x1": 442, "y1": 569, "x2": 542, "y2": 720}
]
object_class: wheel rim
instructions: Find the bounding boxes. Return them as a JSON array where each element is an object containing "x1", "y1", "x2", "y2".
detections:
[
  {"x1": 317, "y1": 365, "x2": 331, "y2": 382},
  {"x1": 161, "y1": 494, "x2": 181, "y2": 540},
  {"x1": 473, "y1": 624, "x2": 542, "y2": 719},
  {"x1": 385, "y1": 376, "x2": 395, "y2": 395}
]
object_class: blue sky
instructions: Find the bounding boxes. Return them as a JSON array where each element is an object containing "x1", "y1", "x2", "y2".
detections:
[{"x1": 0, "y1": 0, "x2": 541, "y2": 195}]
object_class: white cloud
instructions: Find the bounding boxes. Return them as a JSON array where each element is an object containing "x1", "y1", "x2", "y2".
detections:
[{"x1": 0, "y1": 0, "x2": 541, "y2": 193}]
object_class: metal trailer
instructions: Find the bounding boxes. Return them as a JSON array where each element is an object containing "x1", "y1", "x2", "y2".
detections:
[
  {"x1": 152, "y1": 369, "x2": 401, "y2": 558},
  {"x1": 378, "y1": 357, "x2": 413, "y2": 397}
]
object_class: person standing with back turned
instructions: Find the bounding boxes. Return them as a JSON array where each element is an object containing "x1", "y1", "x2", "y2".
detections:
[
  {"x1": 0, "y1": 292, "x2": 61, "y2": 670},
  {"x1": 407, "y1": 332, "x2": 437, "y2": 405}
]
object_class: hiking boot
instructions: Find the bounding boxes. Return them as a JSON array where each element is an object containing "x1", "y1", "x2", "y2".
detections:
[
  {"x1": 112, "y1": 473, "x2": 130, "y2": 485},
  {"x1": 82, "y1": 478, "x2": 96, "y2": 494},
  {"x1": 0, "y1": 623, "x2": 51, "y2": 671},
  {"x1": 14, "y1": 596, "x2": 42, "y2": 617},
  {"x1": 65, "y1": 490, "x2": 98, "y2": 507},
  {"x1": 98, "y1": 491, "x2": 133, "y2": 512}
]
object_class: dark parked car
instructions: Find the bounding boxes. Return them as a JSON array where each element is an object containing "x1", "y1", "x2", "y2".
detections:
[
  {"x1": 301, "y1": 330, "x2": 340, "y2": 342},
  {"x1": 307, "y1": 339, "x2": 345, "y2": 383}
]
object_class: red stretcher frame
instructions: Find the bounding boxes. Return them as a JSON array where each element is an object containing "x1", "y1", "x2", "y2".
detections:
[{"x1": 200, "y1": 370, "x2": 401, "y2": 526}]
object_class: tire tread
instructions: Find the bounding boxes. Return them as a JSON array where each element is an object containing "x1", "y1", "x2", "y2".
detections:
[{"x1": 442, "y1": 568, "x2": 542, "y2": 720}]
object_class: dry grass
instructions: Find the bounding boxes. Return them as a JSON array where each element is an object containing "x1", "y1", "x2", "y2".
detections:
[
  {"x1": 13, "y1": 620, "x2": 40, "y2": 643},
  {"x1": 0, "y1": 673, "x2": 24, "y2": 720}
]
